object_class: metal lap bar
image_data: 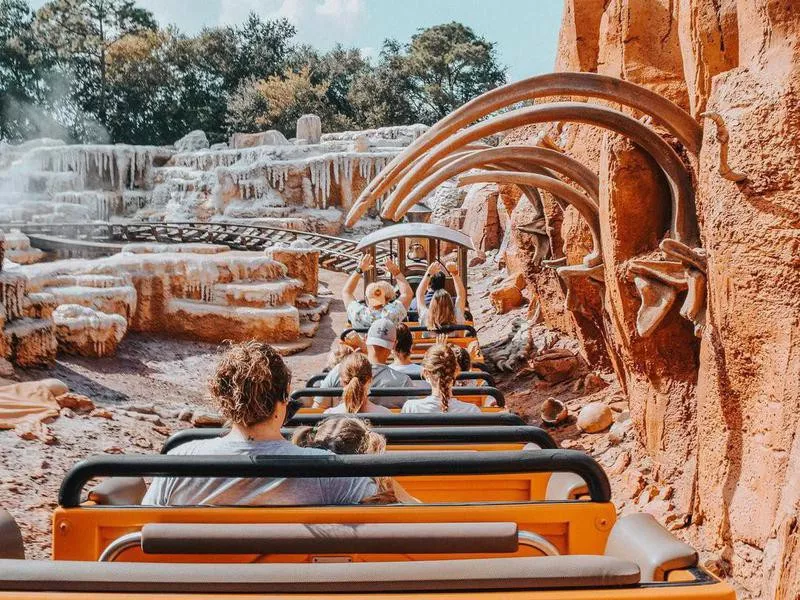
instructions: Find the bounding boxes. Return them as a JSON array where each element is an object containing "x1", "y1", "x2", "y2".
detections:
[
  {"x1": 306, "y1": 371, "x2": 495, "y2": 387},
  {"x1": 60, "y1": 450, "x2": 611, "y2": 508},
  {"x1": 160, "y1": 425, "x2": 558, "y2": 454},
  {"x1": 341, "y1": 324, "x2": 478, "y2": 339},
  {"x1": 291, "y1": 386, "x2": 505, "y2": 407}
]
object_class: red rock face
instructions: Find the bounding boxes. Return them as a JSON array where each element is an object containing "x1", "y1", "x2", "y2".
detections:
[{"x1": 505, "y1": 0, "x2": 800, "y2": 596}]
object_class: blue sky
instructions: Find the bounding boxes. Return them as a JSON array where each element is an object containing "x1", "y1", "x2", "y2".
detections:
[{"x1": 27, "y1": 0, "x2": 564, "y2": 80}]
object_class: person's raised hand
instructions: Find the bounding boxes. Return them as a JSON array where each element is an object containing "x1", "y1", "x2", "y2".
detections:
[
  {"x1": 445, "y1": 261, "x2": 458, "y2": 275},
  {"x1": 426, "y1": 262, "x2": 442, "y2": 276},
  {"x1": 358, "y1": 254, "x2": 374, "y2": 273},
  {"x1": 435, "y1": 332, "x2": 449, "y2": 346},
  {"x1": 383, "y1": 258, "x2": 401, "y2": 277}
]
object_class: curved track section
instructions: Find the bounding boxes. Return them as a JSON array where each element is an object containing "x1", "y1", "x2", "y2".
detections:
[{"x1": 4, "y1": 222, "x2": 386, "y2": 273}]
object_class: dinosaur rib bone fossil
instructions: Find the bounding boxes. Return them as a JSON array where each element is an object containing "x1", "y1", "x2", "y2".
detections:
[{"x1": 345, "y1": 72, "x2": 702, "y2": 226}]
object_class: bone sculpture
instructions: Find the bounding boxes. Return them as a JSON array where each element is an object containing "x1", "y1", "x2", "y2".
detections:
[
  {"x1": 345, "y1": 72, "x2": 703, "y2": 227},
  {"x1": 700, "y1": 111, "x2": 747, "y2": 182},
  {"x1": 349, "y1": 73, "x2": 709, "y2": 339},
  {"x1": 457, "y1": 170, "x2": 603, "y2": 314}
]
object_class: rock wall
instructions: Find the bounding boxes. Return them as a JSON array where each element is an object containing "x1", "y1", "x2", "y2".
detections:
[{"x1": 503, "y1": 1, "x2": 800, "y2": 597}]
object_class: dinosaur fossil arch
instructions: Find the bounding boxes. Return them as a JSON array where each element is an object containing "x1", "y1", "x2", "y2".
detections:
[
  {"x1": 345, "y1": 72, "x2": 703, "y2": 227},
  {"x1": 383, "y1": 102, "x2": 698, "y2": 247}
]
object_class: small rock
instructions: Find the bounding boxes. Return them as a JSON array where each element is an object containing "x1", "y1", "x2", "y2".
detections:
[
  {"x1": 608, "y1": 399, "x2": 628, "y2": 412},
  {"x1": 532, "y1": 350, "x2": 578, "y2": 383},
  {"x1": 59, "y1": 407, "x2": 76, "y2": 418},
  {"x1": 607, "y1": 450, "x2": 631, "y2": 475},
  {"x1": 576, "y1": 402, "x2": 613, "y2": 433},
  {"x1": 132, "y1": 438, "x2": 153, "y2": 449},
  {"x1": 667, "y1": 513, "x2": 690, "y2": 531},
  {"x1": 152, "y1": 425, "x2": 171, "y2": 437},
  {"x1": 0, "y1": 357, "x2": 15, "y2": 378},
  {"x1": 191, "y1": 411, "x2": 224, "y2": 427},
  {"x1": 91, "y1": 408, "x2": 114, "y2": 420},
  {"x1": 489, "y1": 281, "x2": 525, "y2": 314},
  {"x1": 128, "y1": 404, "x2": 157, "y2": 415},
  {"x1": 540, "y1": 397, "x2": 568, "y2": 425},
  {"x1": 608, "y1": 419, "x2": 631, "y2": 445},
  {"x1": 40, "y1": 460, "x2": 49, "y2": 469},
  {"x1": 642, "y1": 498, "x2": 673, "y2": 517},
  {"x1": 468, "y1": 254, "x2": 486, "y2": 267},
  {"x1": 154, "y1": 408, "x2": 179, "y2": 420},
  {"x1": 103, "y1": 446, "x2": 124, "y2": 454},
  {"x1": 620, "y1": 469, "x2": 645, "y2": 499},
  {"x1": 56, "y1": 393, "x2": 95, "y2": 413},
  {"x1": 583, "y1": 372, "x2": 607, "y2": 393},
  {"x1": 178, "y1": 408, "x2": 193, "y2": 422},
  {"x1": 174, "y1": 129, "x2": 209, "y2": 152}
]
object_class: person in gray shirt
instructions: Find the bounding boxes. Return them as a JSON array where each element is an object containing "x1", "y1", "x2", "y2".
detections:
[
  {"x1": 142, "y1": 342, "x2": 375, "y2": 506},
  {"x1": 312, "y1": 319, "x2": 416, "y2": 410}
]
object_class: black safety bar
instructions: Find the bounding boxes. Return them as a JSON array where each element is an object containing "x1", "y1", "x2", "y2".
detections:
[
  {"x1": 161, "y1": 425, "x2": 557, "y2": 454},
  {"x1": 292, "y1": 386, "x2": 504, "y2": 408},
  {"x1": 290, "y1": 412, "x2": 524, "y2": 427},
  {"x1": 340, "y1": 324, "x2": 478, "y2": 340},
  {"x1": 59, "y1": 450, "x2": 611, "y2": 507},
  {"x1": 306, "y1": 371, "x2": 495, "y2": 387}
]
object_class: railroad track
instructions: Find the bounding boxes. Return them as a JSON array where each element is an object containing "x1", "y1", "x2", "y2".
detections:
[{"x1": 2, "y1": 222, "x2": 390, "y2": 273}]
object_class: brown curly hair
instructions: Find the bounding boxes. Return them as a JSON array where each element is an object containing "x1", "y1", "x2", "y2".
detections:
[
  {"x1": 209, "y1": 341, "x2": 292, "y2": 426},
  {"x1": 421, "y1": 343, "x2": 458, "y2": 412}
]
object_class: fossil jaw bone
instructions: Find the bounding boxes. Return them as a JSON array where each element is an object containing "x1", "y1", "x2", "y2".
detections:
[
  {"x1": 345, "y1": 72, "x2": 702, "y2": 227},
  {"x1": 700, "y1": 112, "x2": 747, "y2": 183}
]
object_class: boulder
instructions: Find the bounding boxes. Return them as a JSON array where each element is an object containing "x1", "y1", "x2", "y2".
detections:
[
  {"x1": 489, "y1": 283, "x2": 524, "y2": 314},
  {"x1": 174, "y1": 130, "x2": 209, "y2": 152},
  {"x1": 296, "y1": 114, "x2": 322, "y2": 144},
  {"x1": 540, "y1": 397, "x2": 568, "y2": 425},
  {"x1": 461, "y1": 182, "x2": 502, "y2": 251},
  {"x1": 229, "y1": 130, "x2": 289, "y2": 149},
  {"x1": 532, "y1": 349, "x2": 578, "y2": 382},
  {"x1": 576, "y1": 402, "x2": 613, "y2": 433}
]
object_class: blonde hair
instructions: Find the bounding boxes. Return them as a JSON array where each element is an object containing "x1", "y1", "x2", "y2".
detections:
[
  {"x1": 421, "y1": 343, "x2": 458, "y2": 412},
  {"x1": 292, "y1": 417, "x2": 395, "y2": 502},
  {"x1": 326, "y1": 339, "x2": 355, "y2": 370},
  {"x1": 339, "y1": 352, "x2": 373, "y2": 413},
  {"x1": 425, "y1": 289, "x2": 456, "y2": 330},
  {"x1": 209, "y1": 341, "x2": 291, "y2": 427},
  {"x1": 365, "y1": 280, "x2": 395, "y2": 308}
]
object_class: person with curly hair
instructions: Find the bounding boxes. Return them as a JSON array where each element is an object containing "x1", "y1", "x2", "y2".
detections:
[
  {"x1": 401, "y1": 343, "x2": 480, "y2": 414},
  {"x1": 142, "y1": 341, "x2": 377, "y2": 506}
]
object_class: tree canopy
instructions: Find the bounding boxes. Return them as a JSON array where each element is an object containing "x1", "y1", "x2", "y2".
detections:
[{"x1": 0, "y1": 2, "x2": 507, "y2": 144}]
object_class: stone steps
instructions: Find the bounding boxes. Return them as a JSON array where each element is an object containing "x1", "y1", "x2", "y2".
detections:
[
  {"x1": 4, "y1": 317, "x2": 57, "y2": 367},
  {"x1": 211, "y1": 279, "x2": 303, "y2": 308},
  {"x1": 166, "y1": 299, "x2": 300, "y2": 343}
]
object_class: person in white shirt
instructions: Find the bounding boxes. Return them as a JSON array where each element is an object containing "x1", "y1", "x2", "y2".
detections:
[
  {"x1": 401, "y1": 343, "x2": 481, "y2": 415},
  {"x1": 342, "y1": 254, "x2": 413, "y2": 328},
  {"x1": 313, "y1": 319, "x2": 415, "y2": 409},
  {"x1": 142, "y1": 342, "x2": 376, "y2": 506},
  {"x1": 324, "y1": 353, "x2": 391, "y2": 415}
]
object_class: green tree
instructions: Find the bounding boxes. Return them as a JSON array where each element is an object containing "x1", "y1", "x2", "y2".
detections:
[
  {"x1": 33, "y1": 0, "x2": 157, "y2": 137},
  {"x1": 404, "y1": 22, "x2": 506, "y2": 122}
]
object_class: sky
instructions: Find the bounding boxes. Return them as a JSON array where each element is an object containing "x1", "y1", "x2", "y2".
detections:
[{"x1": 26, "y1": 0, "x2": 564, "y2": 81}]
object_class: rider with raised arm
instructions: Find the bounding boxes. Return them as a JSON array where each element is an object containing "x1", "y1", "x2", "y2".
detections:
[{"x1": 342, "y1": 254, "x2": 413, "y2": 328}]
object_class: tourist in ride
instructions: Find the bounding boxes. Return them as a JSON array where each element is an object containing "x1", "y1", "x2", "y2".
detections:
[
  {"x1": 452, "y1": 346, "x2": 472, "y2": 386},
  {"x1": 415, "y1": 262, "x2": 467, "y2": 336},
  {"x1": 389, "y1": 322, "x2": 423, "y2": 379},
  {"x1": 292, "y1": 417, "x2": 418, "y2": 503},
  {"x1": 342, "y1": 254, "x2": 413, "y2": 328},
  {"x1": 142, "y1": 341, "x2": 377, "y2": 506},
  {"x1": 324, "y1": 353, "x2": 391, "y2": 414},
  {"x1": 401, "y1": 343, "x2": 480, "y2": 414},
  {"x1": 409, "y1": 269, "x2": 446, "y2": 312},
  {"x1": 312, "y1": 318, "x2": 415, "y2": 409}
]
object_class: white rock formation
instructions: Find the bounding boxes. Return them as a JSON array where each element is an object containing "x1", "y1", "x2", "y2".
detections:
[
  {"x1": 174, "y1": 130, "x2": 210, "y2": 153},
  {"x1": 296, "y1": 114, "x2": 322, "y2": 144},
  {"x1": 53, "y1": 304, "x2": 127, "y2": 357}
]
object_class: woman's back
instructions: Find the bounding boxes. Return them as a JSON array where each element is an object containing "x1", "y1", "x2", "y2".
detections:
[
  {"x1": 142, "y1": 435, "x2": 376, "y2": 506},
  {"x1": 401, "y1": 394, "x2": 480, "y2": 414}
]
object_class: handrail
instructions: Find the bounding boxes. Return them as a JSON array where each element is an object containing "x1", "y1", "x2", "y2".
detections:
[
  {"x1": 97, "y1": 525, "x2": 558, "y2": 562},
  {"x1": 160, "y1": 425, "x2": 557, "y2": 454},
  {"x1": 289, "y1": 412, "x2": 523, "y2": 427},
  {"x1": 306, "y1": 371, "x2": 494, "y2": 387},
  {"x1": 340, "y1": 324, "x2": 477, "y2": 339},
  {"x1": 59, "y1": 450, "x2": 612, "y2": 507},
  {"x1": 291, "y1": 386, "x2": 505, "y2": 408}
]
